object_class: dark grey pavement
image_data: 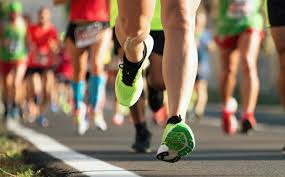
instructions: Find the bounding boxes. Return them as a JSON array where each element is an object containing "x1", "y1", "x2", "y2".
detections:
[{"x1": 23, "y1": 103, "x2": 285, "y2": 177}]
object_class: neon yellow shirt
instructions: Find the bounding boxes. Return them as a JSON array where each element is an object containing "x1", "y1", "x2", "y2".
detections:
[
  {"x1": 110, "y1": 0, "x2": 163, "y2": 31},
  {"x1": 110, "y1": 0, "x2": 117, "y2": 27}
]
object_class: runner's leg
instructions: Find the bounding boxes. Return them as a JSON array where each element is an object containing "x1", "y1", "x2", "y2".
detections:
[
  {"x1": 238, "y1": 30, "x2": 261, "y2": 133},
  {"x1": 88, "y1": 29, "x2": 111, "y2": 131},
  {"x1": 270, "y1": 27, "x2": 285, "y2": 110},
  {"x1": 147, "y1": 53, "x2": 167, "y2": 125},
  {"x1": 238, "y1": 31, "x2": 261, "y2": 114},
  {"x1": 129, "y1": 93, "x2": 151, "y2": 153},
  {"x1": 66, "y1": 38, "x2": 89, "y2": 134},
  {"x1": 66, "y1": 38, "x2": 87, "y2": 112},
  {"x1": 114, "y1": 0, "x2": 155, "y2": 107},
  {"x1": 155, "y1": 0, "x2": 200, "y2": 162},
  {"x1": 220, "y1": 48, "x2": 239, "y2": 108},
  {"x1": 161, "y1": 0, "x2": 200, "y2": 118},
  {"x1": 116, "y1": 0, "x2": 155, "y2": 62}
]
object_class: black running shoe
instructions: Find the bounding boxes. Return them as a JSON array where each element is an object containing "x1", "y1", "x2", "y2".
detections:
[
  {"x1": 132, "y1": 129, "x2": 152, "y2": 153},
  {"x1": 147, "y1": 85, "x2": 164, "y2": 112}
]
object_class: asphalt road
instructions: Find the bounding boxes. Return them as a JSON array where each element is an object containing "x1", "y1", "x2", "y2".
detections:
[{"x1": 21, "y1": 100, "x2": 285, "y2": 177}]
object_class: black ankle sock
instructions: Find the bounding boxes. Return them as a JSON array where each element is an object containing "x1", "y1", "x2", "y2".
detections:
[
  {"x1": 167, "y1": 115, "x2": 182, "y2": 124},
  {"x1": 123, "y1": 41, "x2": 147, "y2": 68},
  {"x1": 148, "y1": 85, "x2": 164, "y2": 112},
  {"x1": 123, "y1": 56, "x2": 144, "y2": 69},
  {"x1": 135, "y1": 122, "x2": 148, "y2": 135}
]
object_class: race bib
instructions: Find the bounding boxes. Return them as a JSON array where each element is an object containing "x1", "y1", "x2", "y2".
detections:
[
  {"x1": 37, "y1": 51, "x2": 49, "y2": 65},
  {"x1": 5, "y1": 39, "x2": 21, "y2": 53},
  {"x1": 227, "y1": 0, "x2": 253, "y2": 19},
  {"x1": 75, "y1": 22, "x2": 106, "y2": 48}
]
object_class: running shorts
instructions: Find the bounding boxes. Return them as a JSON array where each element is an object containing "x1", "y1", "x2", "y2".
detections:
[
  {"x1": 25, "y1": 67, "x2": 53, "y2": 77},
  {"x1": 215, "y1": 29, "x2": 264, "y2": 49},
  {"x1": 65, "y1": 22, "x2": 109, "y2": 48},
  {"x1": 150, "y1": 30, "x2": 164, "y2": 56},
  {"x1": 267, "y1": 0, "x2": 285, "y2": 27},
  {"x1": 0, "y1": 60, "x2": 27, "y2": 75}
]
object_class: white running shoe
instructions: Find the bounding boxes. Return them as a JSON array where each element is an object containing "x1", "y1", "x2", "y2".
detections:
[
  {"x1": 94, "y1": 112, "x2": 107, "y2": 131},
  {"x1": 112, "y1": 113, "x2": 124, "y2": 126},
  {"x1": 76, "y1": 103, "x2": 89, "y2": 135}
]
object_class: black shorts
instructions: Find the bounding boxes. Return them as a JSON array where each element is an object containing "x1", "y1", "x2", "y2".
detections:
[
  {"x1": 56, "y1": 74, "x2": 71, "y2": 85},
  {"x1": 65, "y1": 22, "x2": 110, "y2": 44},
  {"x1": 267, "y1": 0, "x2": 285, "y2": 27},
  {"x1": 25, "y1": 67, "x2": 52, "y2": 77},
  {"x1": 150, "y1": 30, "x2": 164, "y2": 56}
]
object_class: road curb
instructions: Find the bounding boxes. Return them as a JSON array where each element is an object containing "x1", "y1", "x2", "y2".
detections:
[{"x1": 23, "y1": 147, "x2": 88, "y2": 177}]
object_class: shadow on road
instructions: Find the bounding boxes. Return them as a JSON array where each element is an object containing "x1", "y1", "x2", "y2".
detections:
[{"x1": 74, "y1": 149, "x2": 285, "y2": 161}]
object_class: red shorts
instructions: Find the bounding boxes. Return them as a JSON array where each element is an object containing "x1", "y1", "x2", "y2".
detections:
[
  {"x1": 215, "y1": 29, "x2": 265, "y2": 49},
  {"x1": 0, "y1": 60, "x2": 27, "y2": 75},
  {"x1": 56, "y1": 61, "x2": 73, "y2": 80}
]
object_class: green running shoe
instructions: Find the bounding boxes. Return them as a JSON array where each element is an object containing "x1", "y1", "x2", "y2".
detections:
[
  {"x1": 115, "y1": 35, "x2": 154, "y2": 107},
  {"x1": 156, "y1": 116, "x2": 195, "y2": 163}
]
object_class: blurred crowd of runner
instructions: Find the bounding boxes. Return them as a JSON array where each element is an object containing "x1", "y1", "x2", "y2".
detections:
[{"x1": 0, "y1": 0, "x2": 284, "y2": 161}]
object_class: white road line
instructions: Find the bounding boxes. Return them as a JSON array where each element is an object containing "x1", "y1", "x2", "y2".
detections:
[{"x1": 6, "y1": 120, "x2": 141, "y2": 177}]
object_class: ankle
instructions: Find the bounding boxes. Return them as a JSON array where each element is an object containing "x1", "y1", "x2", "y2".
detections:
[
  {"x1": 135, "y1": 122, "x2": 149, "y2": 135},
  {"x1": 167, "y1": 115, "x2": 182, "y2": 124}
]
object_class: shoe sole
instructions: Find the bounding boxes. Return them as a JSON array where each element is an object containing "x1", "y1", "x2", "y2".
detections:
[{"x1": 156, "y1": 124, "x2": 195, "y2": 163}]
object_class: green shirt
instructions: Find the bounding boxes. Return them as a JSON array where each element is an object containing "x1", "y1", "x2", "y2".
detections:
[
  {"x1": 0, "y1": 18, "x2": 27, "y2": 61},
  {"x1": 217, "y1": 0, "x2": 263, "y2": 36},
  {"x1": 150, "y1": 0, "x2": 163, "y2": 31},
  {"x1": 110, "y1": 0, "x2": 163, "y2": 31}
]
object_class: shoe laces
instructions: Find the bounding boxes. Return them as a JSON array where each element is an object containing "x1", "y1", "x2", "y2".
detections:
[{"x1": 119, "y1": 63, "x2": 140, "y2": 86}]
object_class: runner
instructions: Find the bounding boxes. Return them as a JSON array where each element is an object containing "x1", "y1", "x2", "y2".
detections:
[
  {"x1": 55, "y1": 33, "x2": 73, "y2": 115},
  {"x1": 215, "y1": 0, "x2": 263, "y2": 134},
  {"x1": 53, "y1": 0, "x2": 111, "y2": 135},
  {"x1": 25, "y1": 7, "x2": 58, "y2": 127},
  {"x1": 0, "y1": 1, "x2": 27, "y2": 120},
  {"x1": 193, "y1": 8, "x2": 215, "y2": 119},
  {"x1": 266, "y1": 0, "x2": 285, "y2": 153},
  {"x1": 114, "y1": 0, "x2": 199, "y2": 162}
]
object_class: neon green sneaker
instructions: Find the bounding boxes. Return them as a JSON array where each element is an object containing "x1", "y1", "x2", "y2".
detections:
[
  {"x1": 156, "y1": 116, "x2": 195, "y2": 163},
  {"x1": 115, "y1": 35, "x2": 154, "y2": 107}
]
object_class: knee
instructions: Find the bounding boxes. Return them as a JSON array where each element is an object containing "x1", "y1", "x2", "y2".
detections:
[
  {"x1": 73, "y1": 66, "x2": 86, "y2": 81},
  {"x1": 5, "y1": 75, "x2": 13, "y2": 88},
  {"x1": 118, "y1": 15, "x2": 151, "y2": 38},
  {"x1": 32, "y1": 74, "x2": 42, "y2": 92},
  {"x1": 222, "y1": 64, "x2": 237, "y2": 78},
  {"x1": 91, "y1": 61, "x2": 104, "y2": 75},
  {"x1": 45, "y1": 71, "x2": 55, "y2": 84},
  {"x1": 241, "y1": 58, "x2": 258, "y2": 77},
  {"x1": 162, "y1": 4, "x2": 196, "y2": 32}
]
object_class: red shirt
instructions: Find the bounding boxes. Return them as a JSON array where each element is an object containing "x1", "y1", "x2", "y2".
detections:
[
  {"x1": 56, "y1": 48, "x2": 73, "y2": 80},
  {"x1": 28, "y1": 24, "x2": 58, "y2": 68},
  {"x1": 70, "y1": 0, "x2": 109, "y2": 22}
]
